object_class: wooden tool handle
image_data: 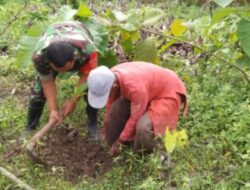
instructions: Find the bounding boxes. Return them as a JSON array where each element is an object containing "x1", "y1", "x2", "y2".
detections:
[{"x1": 26, "y1": 120, "x2": 57, "y2": 152}]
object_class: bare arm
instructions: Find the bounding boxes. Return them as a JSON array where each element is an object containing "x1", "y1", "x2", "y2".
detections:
[
  {"x1": 61, "y1": 74, "x2": 88, "y2": 117},
  {"x1": 40, "y1": 78, "x2": 62, "y2": 124},
  {"x1": 41, "y1": 78, "x2": 57, "y2": 112}
]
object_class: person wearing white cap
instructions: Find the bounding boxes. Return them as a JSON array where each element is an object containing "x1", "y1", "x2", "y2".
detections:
[{"x1": 87, "y1": 61, "x2": 188, "y2": 155}]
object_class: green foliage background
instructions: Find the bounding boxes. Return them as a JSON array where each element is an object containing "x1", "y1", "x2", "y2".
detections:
[{"x1": 0, "y1": 0, "x2": 249, "y2": 189}]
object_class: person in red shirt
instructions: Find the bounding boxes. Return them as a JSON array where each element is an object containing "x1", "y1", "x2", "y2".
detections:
[{"x1": 87, "y1": 62, "x2": 188, "y2": 155}]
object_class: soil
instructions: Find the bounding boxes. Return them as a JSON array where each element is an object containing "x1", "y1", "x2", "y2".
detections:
[
  {"x1": 165, "y1": 42, "x2": 193, "y2": 57},
  {"x1": 36, "y1": 124, "x2": 113, "y2": 183}
]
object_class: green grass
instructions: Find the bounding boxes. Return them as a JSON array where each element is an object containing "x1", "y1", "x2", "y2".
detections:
[{"x1": 0, "y1": 1, "x2": 250, "y2": 190}]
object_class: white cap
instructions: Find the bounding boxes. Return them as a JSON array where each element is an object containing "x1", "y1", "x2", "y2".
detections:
[{"x1": 87, "y1": 66, "x2": 115, "y2": 108}]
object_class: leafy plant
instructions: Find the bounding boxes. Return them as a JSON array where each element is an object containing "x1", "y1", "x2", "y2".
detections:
[{"x1": 164, "y1": 128, "x2": 188, "y2": 154}]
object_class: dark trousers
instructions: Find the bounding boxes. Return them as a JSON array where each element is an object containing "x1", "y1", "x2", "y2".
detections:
[{"x1": 106, "y1": 97, "x2": 156, "y2": 153}]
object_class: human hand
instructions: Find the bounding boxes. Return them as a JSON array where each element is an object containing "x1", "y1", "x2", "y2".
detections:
[
  {"x1": 61, "y1": 99, "x2": 76, "y2": 117},
  {"x1": 49, "y1": 110, "x2": 63, "y2": 126},
  {"x1": 110, "y1": 140, "x2": 122, "y2": 156}
]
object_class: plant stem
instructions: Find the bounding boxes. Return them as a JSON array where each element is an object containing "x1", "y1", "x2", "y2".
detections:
[
  {"x1": 0, "y1": 166, "x2": 35, "y2": 190},
  {"x1": 141, "y1": 28, "x2": 250, "y2": 83},
  {"x1": 0, "y1": 1, "x2": 28, "y2": 36}
]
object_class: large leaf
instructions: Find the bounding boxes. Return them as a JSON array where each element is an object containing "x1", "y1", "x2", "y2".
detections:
[
  {"x1": 210, "y1": 7, "x2": 243, "y2": 25},
  {"x1": 27, "y1": 24, "x2": 45, "y2": 37},
  {"x1": 57, "y1": 5, "x2": 77, "y2": 21},
  {"x1": 75, "y1": 4, "x2": 92, "y2": 18},
  {"x1": 120, "y1": 30, "x2": 140, "y2": 41},
  {"x1": 81, "y1": 18, "x2": 109, "y2": 54},
  {"x1": 98, "y1": 50, "x2": 118, "y2": 68},
  {"x1": 175, "y1": 129, "x2": 188, "y2": 148},
  {"x1": 16, "y1": 36, "x2": 39, "y2": 68},
  {"x1": 120, "y1": 30, "x2": 139, "y2": 56},
  {"x1": 126, "y1": 11, "x2": 141, "y2": 29},
  {"x1": 134, "y1": 38, "x2": 159, "y2": 64},
  {"x1": 111, "y1": 10, "x2": 127, "y2": 22},
  {"x1": 141, "y1": 7, "x2": 165, "y2": 26},
  {"x1": 164, "y1": 129, "x2": 188, "y2": 153},
  {"x1": 121, "y1": 23, "x2": 137, "y2": 32},
  {"x1": 213, "y1": 0, "x2": 233, "y2": 8},
  {"x1": 16, "y1": 22, "x2": 49, "y2": 68},
  {"x1": 121, "y1": 38, "x2": 133, "y2": 56},
  {"x1": 170, "y1": 19, "x2": 186, "y2": 37},
  {"x1": 164, "y1": 128, "x2": 176, "y2": 153},
  {"x1": 237, "y1": 18, "x2": 250, "y2": 58},
  {"x1": 236, "y1": 53, "x2": 250, "y2": 69}
]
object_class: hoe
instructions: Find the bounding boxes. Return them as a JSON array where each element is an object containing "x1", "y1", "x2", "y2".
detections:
[{"x1": 26, "y1": 119, "x2": 58, "y2": 165}]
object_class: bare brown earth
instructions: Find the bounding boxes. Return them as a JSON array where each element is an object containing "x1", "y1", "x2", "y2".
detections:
[{"x1": 35, "y1": 124, "x2": 113, "y2": 183}]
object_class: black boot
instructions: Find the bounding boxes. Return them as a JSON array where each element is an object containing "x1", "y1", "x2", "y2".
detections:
[
  {"x1": 86, "y1": 103, "x2": 99, "y2": 140},
  {"x1": 26, "y1": 99, "x2": 45, "y2": 131}
]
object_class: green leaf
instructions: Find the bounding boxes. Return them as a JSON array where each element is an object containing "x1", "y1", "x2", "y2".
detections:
[
  {"x1": 126, "y1": 11, "x2": 141, "y2": 27},
  {"x1": 229, "y1": 32, "x2": 238, "y2": 44},
  {"x1": 98, "y1": 50, "x2": 118, "y2": 68},
  {"x1": 141, "y1": 7, "x2": 165, "y2": 26},
  {"x1": 75, "y1": 4, "x2": 92, "y2": 18},
  {"x1": 175, "y1": 129, "x2": 188, "y2": 148},
  {"x1": 16, "y1": 36, "x2": 39, "y2": 68},
  {"x1": 237, "y1": 18, "x2": 250, "y2": 58},
  {"x1": 209, "y1": 8, "x2": 250, "y2": 29},
  {"x1": 120, "y1": 30, "x2": 139, "y2": 56},
  {"x1": 236, "y1": 53, "x2": 250, "y2": 69},
  {"x1": 164, "y1": 128, "x2": 176, "y2": 153},
  {"x1": 57, "y1": 5, "x2": 77, "y2": 21},
  {"x1": 121, "y1": 23, "x2": 137, "y2": 32},
  {"x1": 81, "y1": 18, "x2": 109, "y2": 54},
  {"x1": 241, "y1": 11, "x2": 250, "y2": 18},
  {"x1": 170, "y1": 19, "x2": 186, "y2": 37},
  {"x1": 74, "y1": 83, "x2": 87, "y2": 97},
  {"x1": 121, "y1": 30, "x2": 140, "y2": 41},
  {"x1": 111, "y1": 10, "x2": 127, "y2": 22},
  {"x1": 164, "y1": 129, "x2": 188, "y2": 153},
  {"x1": 159, "y1": 39, "x2": 177, "y2": 54},
  {"x1": 210, "y1": 8, "x2": 240, "y2": 25},
  {"x1": 213, "y1": 0, "x2": 233, "y2": 8},
  {"x1": 134, "y1": 38, "x2": 159, "y2": 64},
  {"x1": 121, "y1": 38, "x2": 133, "y2": 56},
  {"x1": 27, "y1": 24, "x2": 45, "y2": 37}
]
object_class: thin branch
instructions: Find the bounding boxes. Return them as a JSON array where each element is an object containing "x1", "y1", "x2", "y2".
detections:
[
  {"x1": 0, "y1": 1, "x2": 28, "y2": 36},
  {"x1": 0, "y1": 166, "x2": 35, "y2": 190},
  {"x1": 141, "y1": 28, "x2": 250, "y2": 83},
  {"x1": 212, "y1": 53, "x2": 250, "y2": 83},
  {"x1": 110, "y1": 32, "x2": 120, "y2": 50}
]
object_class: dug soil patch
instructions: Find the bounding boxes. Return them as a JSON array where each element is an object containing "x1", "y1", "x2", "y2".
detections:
[{"x1": 36, "y1": 124, "x2": 113, "y2": 182}]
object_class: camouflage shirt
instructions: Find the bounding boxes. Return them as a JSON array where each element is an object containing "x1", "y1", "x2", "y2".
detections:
[{"x1": 32, "y1": 21, "x2": 97, "y2": 81}]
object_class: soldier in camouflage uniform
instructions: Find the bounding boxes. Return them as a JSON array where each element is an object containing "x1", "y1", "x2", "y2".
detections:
[{"x1": 26, "y1": 21, "x2": 99, "y2": 139}]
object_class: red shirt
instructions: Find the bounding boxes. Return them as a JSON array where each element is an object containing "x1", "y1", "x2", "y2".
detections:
[
  {"x1": 79, "y1": 51, "x2": 98, "y2": 75},
  {"x1": 105, "y1": 62, "x2": 188, "y2": 141}
]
